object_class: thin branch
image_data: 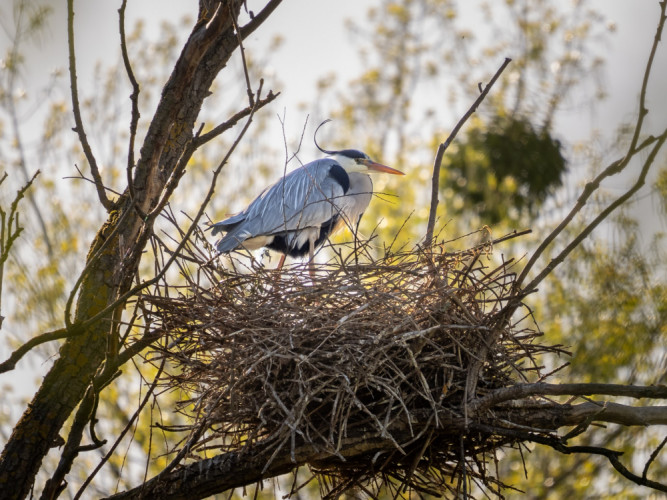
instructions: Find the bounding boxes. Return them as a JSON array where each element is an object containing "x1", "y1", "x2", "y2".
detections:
[
  {"x1": 192, "y1": 90, "x2": 279, "y2": 148},
  {"x1": 606, "y1": 448, "x2": 667, "y2": 494},
  {"x1": 520, "y1": 128, "x2": 667, "y2": 295},
  {"x1": 472, "y1": 423, "x2": 667, "y2": 493},
  {"x1": 5, "y1": 81, "x2": 53, "y2": 255},
  {"x1": 515, "y1": 1, "x2": 667, "y2": 289},
  {"x1": 2, "y1": 2, "x2": 54, "y2": 256},
  {"x1": 626, "y1": 0, "x2": 666, "y2": 158},
  {"x1": 0, "y1": 326, "x2": 76, "y2": 374},
  {"x1": 239, "y1": 0, "x2": 284, "y2": 41},
  {"x1": 118, "y1": 0, "x2": 141, "y2": 202},
  {"x1": 0, "y1": 170, "x2": 39, "y2": 328},
  {"x1": 74, "y1": 359, "x2": 166, "y2": 500},
  {"x1": 229, "y1": 3, "x2": 254, "y2": 107},
  {"x1": 425, "y1": 57, "x2": 512, "y2": 245},
  {"x1": 64, "y1": 164, "x2": 123, "y2": 197},
  {"x1": 468, "y1": 382, "x2": 667, "y2": 413},
  {"x1": 643, "y1": 435, "x2": 667, "y2": 481},
  {"x1": 40, "y1": 386, "x2": 99, "y2": 499},
  {"x1": 67, "y1": 0, "x2": 114, "y2": 211}
]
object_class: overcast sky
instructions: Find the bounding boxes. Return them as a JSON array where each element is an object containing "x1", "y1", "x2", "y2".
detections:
[{"x1": 15, "y1": 0, "x2": 667, "y2": 222}]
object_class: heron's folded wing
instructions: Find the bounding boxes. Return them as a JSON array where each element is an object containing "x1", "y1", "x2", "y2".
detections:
[{"x1": 242, "y1": 159, "x2": 347, "y2": 236}]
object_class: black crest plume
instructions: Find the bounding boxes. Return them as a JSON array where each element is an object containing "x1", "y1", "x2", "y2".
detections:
[{"x1": 314, "y1": 119, "x2": 339, "y2": 155}]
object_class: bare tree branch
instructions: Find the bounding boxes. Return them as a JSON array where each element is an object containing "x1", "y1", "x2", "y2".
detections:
[
  {"x1": 469, "y1": 382, "x2": 667, "y2": 413},
  {"x1": 73, "y1": 360, "x2": 166, "y2": 500},
  {"x1": 1, "y1": 3, "x2": 54, "y2": 255},
  {"x1": 106, "y1": 397, "x2": 667, "y2": 500},
  {"x1": 67, "y1": 0, "x2": 114, "y2": 211},
  {"x1": 0, "y1": 326, "x2": 75, "y2": 374},
  {"x1": 192, "y1": 90, "x2": 279, "y2": 148},
  {"x1": 473, "y1": 422, "x2": 667, "y2": 494},
  {"x1": 643, "y1": 436, "x2": 667, "y2": 481},
  {"x1": 425, "y1": 57, "x2": 512, "y2": 245},
  {"x1": 239, "y1": 0, "x2": 284, "y2": 41},
  {"x1": 230, "y1": 3, "x2": 254, "y2": 107},
  {"x1": 0, "y1": 170, "x2": 39, "y2": 329},
  {"x1": 118, "y1": 0, "x2": 141, "y2": 203},
  {"x1": 515, "y1": 0, "x2": 667, "y2": 290},
  {"x1": 520, "y1": 127, "x2": 667, "y2": 295}
]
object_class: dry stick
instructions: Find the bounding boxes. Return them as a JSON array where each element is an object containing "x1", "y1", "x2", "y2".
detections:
[
  {"x1": 73, "y1": 359, "x2": 166, "y2": 500},
  {"x1": 238, "y1": 0, "x2": 284, "y2": 41},
  {"x1": 467, "y1": 382, "x2": 667, "y2": 414},
  {"x1": 230, "y1": 5, "x2": 254, "y2": 107},
  {"x1": 67, "y1": 0, "x2": 113, "y2": 211},
  {"x1": 119, "y1": 0, "x2": 141, "y2": 202},
  {"x1": 643, "y1": 435, "x2": 667, "y2": 481},
  {"x1": 520, "y1": 129, "x2": 667, "y2": 296},
  {"x1": 0, "y1": 326, "x2": 74, "y2": 374},
  {"x1": 63, "y1": 165, "x2": 123, "y2": 196},
  {"x1": 193, "y1": 91, "x2": 279, "y2": 149},
  {"x1": 425, "y1": 57, "x2": 512, "y2": 245},
  {"x1": 515, "y1": 1, "x2": 667, "y2": 291},
  {"x1": 0, "y1": 171, "x2": 39, "y2": 327}
]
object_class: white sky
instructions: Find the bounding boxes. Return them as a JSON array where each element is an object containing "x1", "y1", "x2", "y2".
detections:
[{"x1": 18, "y1": 0, "x2": 667, "y2": 212}]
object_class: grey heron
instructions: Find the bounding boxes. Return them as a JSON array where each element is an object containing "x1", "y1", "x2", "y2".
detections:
[{"x1": 210, "y1": 126, "x2": 404, "y2": 275}]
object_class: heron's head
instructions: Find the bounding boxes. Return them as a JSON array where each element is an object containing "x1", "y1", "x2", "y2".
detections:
[
  {"x1": 314, "y1": 120, "x2": 404, "y2": 176},
  {"x1": 330, "y1": 149, "x2": 404, "y2": 176}
]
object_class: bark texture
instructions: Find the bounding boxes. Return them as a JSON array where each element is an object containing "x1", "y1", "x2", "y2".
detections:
[
  {"x1": 106, "y1": 400, "x2": 667, "y2": 500},
  {"x1": 0, "y1": 2, "x2": 281, "y2": 498}
]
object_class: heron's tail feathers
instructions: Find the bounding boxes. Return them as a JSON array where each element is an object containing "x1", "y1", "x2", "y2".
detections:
[
  {"x1": 215, "y1": 232, "x2": 246, "y2": 253},
  {"x1": 209, "y1": 212, "x2": 245, "y2": 235}
]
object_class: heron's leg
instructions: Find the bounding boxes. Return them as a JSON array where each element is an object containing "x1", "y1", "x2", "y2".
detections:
[
  {"x1": 276, "y1": 254, "x2": 286, "y2": 271},
  {"x1": 353, "y1": 214, "x2": 363, "y2": 265},
  {"x1": 308, "y1": 238, "x2": 316, "y2": 279}
]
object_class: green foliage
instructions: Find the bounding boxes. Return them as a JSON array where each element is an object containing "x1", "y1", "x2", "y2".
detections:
[
  {"x1": 656, "y1": 166, "x2": 667, "y2": 216},
  {"x1": 542, "y1": 217, "x2": 666, "y2": 385},
  {"x1": 497, "y1": 211, "x2": 667, "y2": 498},
  {"x1": 445, "y1": 115, "x2": 567, "y2": 225}
]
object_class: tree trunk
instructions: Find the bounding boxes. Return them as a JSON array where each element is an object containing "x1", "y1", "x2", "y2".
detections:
[{"x1": 0, "y1": 2, "x2": 281, "y2": 497}]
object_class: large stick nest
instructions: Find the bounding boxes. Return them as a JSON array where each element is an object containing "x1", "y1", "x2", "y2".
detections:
[{"x1": 141, "y1": 225, "x2": 562, "y2": 497}]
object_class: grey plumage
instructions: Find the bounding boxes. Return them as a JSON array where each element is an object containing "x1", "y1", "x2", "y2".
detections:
[{"x1": 210, "y1": 150, "x2": 403, "y2": 262}]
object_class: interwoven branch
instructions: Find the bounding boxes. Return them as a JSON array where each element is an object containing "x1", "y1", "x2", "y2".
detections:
[{"x1": 133, "y1": 228, "x2": 561, "y2": 497}]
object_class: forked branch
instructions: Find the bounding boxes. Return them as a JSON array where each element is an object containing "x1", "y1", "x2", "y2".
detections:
[
  {"x1": 515, "y1": 0, "x2": 667, "y2": 291},
  {"x1": 0, "y1": 171, "x2": 40, "y2": 329},
  {"x1": 520, "y1": 128, "x2": 667, "y2": 294}
]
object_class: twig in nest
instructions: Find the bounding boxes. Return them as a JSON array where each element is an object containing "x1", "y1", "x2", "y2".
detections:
[{"x1": 138, "y1": 225, "x2": 545, "y2": 497}]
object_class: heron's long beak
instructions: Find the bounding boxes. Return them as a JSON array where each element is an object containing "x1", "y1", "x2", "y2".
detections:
[{"x1": 359, "y1": 158, "x2": 405, "y2": 175}]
